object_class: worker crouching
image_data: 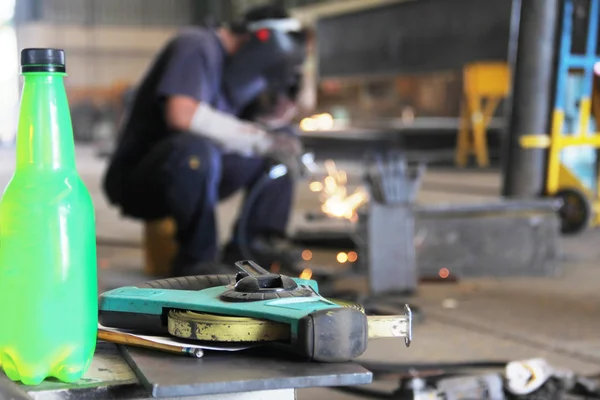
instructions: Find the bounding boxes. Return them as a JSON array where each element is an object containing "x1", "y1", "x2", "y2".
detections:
[{"x1": 103, "y1": 5, "x2": 309, "y2": 277}]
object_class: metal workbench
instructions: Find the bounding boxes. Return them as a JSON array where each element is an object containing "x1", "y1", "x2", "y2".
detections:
[
  {"x1": 297, "y1": 117, "x2": 506, "y2": 165},
  {"x1": 0, "y1": 342, "x2": 372, "y2": 399}
]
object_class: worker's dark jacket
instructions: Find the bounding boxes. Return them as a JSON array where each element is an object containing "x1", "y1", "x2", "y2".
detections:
[{"x1": 104, "y1": 27, "x2": 233, "y2": 207}]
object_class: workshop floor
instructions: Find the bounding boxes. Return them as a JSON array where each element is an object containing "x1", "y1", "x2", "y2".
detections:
[{"x1": 2, "y1": 145, "x2": 600, "y2": 399}]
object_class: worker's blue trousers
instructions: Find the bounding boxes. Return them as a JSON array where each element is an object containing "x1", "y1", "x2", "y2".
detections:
[{"x1": 118, "y1": 133, "x2": 294, "y2": 274}]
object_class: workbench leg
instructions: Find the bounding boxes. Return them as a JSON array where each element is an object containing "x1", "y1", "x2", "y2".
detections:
[
  {"x1": 456, "y1": 99, "x2": 472, "y2": 167},
  {"x1": 470, "y1": 96, "x2": 490, "y2": 167}
]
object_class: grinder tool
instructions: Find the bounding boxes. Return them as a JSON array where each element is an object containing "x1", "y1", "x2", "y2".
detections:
[{"x1": 99, "y1": 261, "x2": 412, "y2": 362}]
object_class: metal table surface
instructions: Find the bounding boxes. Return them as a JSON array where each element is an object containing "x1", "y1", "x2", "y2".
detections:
[{"x1": 0, "y1": 341, "x2": 373, "y2": 400}]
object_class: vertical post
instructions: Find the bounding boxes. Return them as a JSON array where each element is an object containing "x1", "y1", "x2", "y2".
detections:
[{"x1": 501, "y1": 0, "x2": 561, "y2": 197}]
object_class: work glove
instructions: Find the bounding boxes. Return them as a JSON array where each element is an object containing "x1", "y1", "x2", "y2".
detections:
[
  {"x1": 263, "y1": 132, "x2": 305, "y2": 181},
  {"x1": 190, "y1": 102, "x2": 275, "y2": 158}
]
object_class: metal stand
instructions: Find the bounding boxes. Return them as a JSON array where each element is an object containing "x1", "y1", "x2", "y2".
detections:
[
  {"x1": 364, "y1": 201, "x2": 417, "y2": 295},
  {"x1": 359, "y1": 154, "x2": 424, "y2": 296}
]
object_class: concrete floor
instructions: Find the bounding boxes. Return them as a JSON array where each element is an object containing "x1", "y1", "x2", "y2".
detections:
[{"x1": 2, "y1": 145, "x2": 600, "y2": 398}]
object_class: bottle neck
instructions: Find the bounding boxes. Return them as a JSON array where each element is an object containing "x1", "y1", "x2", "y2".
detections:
[{"x1": 16, "y1": 73, "x2": 76, "y2": 171}]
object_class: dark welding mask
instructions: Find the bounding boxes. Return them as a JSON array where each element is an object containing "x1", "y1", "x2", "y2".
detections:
[{"x1": 223, "y1": 17, "x2": 307, "y2": 114}]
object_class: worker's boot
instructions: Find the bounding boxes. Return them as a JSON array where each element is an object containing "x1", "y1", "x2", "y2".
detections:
[{"x1": 220, "y1": 235, "x2": 304, "y2": 275}]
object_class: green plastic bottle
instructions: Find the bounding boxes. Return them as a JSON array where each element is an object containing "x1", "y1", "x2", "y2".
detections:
[{"x1": 0, "y1": 49, "x2": 98, "y2": 385}]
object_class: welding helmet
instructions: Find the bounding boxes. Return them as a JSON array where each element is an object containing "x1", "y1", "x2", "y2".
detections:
[{"x1": 223, "y1": 8, "x2": 307, "y2": 114}]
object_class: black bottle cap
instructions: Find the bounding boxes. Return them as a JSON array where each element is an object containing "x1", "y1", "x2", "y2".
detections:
[{"x1": 21, "y1": 48, "x2": 66, "y2": 73}]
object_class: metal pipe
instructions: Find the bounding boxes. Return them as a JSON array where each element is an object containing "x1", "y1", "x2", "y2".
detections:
[{"x1": 501, "y1": 0, "x2": 561, "y2": 197}]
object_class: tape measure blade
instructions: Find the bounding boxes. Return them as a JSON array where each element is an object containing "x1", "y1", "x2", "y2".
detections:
[{"x1": 367, "y1": 315, "x2": 410, "y2": 339}]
